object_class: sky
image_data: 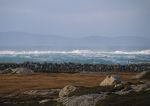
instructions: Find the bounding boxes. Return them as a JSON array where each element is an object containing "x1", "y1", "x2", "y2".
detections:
[{"x1": 0, "y1": 0, "x2": 150, "y2": 37}]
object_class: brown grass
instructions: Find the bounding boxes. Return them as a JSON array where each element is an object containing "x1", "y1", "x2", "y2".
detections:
[{"x1": 0, "y1": 72, "x2": 137, "y2": 95}]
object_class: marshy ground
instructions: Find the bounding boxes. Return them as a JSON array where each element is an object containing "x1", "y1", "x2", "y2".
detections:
[
  {"x1": 0, "y1": 72, "x2": 136, "y2": 95},
  {"x1": 0, "y1": 72, "x2": 149, "y2": 106}
]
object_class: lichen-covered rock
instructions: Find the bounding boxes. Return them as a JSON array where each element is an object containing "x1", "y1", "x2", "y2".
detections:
[
  {"x1": 100, "y1": 75, "x2": 121, "y2": 86},
  {"x1": 57, "y1": 94, "x2": 107, "y2": 106},
  {"x1": 59, "y1": 85, "x2": 77, "y2": 98}
]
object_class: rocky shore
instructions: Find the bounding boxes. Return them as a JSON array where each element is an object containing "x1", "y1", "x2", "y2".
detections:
[{"x1": 0, "y1": 62, "x2": 150, "y2": 73}]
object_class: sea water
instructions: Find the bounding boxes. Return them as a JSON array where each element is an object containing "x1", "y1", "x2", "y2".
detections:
[{"x1": 0, "y1": 50, "x2": 150, "y2": 64}]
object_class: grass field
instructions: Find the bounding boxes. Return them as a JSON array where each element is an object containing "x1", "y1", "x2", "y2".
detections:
[{"x1": 0, "y1": 72, "x2": 137, "y2": 95}]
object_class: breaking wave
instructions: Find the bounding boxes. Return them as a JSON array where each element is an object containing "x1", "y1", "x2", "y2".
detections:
[
  {"x1": 0, "y1": 50, "x2": 150, "y2": 64},
  {"x1": 0, "y1": 50, "x2": 150, "y2": 55}
]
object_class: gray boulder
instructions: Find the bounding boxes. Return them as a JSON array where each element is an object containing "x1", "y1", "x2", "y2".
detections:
[{"x1": 57, "y1": 94, "x2": 107, "y2": 106}]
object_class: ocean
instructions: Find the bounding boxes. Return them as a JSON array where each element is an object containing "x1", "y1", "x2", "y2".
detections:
[{"x1": 0, "y1": 50, "x2": 150, "y2": 64}]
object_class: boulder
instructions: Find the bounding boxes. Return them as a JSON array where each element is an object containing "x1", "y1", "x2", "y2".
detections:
[
  {"x1": 114, "y1": 83, "x2": 124, "y2": 89},
  {"x1": 57, "y1": 94, "x2": 107, "y2": 106},
  {"x1": 12, "y1": 68, "x2": 34, "y2": 74},
  {"x1": 59, "y1": 85, "x2": 77, "y2": 98},
  {"x1": 0, "y1": 68, "x2": 12, "y2": 74},
  {"x1": 100, "y1": 75, "x2": 121, "y2": 86}
]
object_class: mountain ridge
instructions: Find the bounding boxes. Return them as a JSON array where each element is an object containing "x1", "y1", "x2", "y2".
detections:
[{"x1": 0, "y1": 32, "x2": 149, "y2": 50}]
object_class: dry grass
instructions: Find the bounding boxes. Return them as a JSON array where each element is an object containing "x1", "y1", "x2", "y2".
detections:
[{"x1": 0, "y1": 72, "x2": 137, "y2": 95}]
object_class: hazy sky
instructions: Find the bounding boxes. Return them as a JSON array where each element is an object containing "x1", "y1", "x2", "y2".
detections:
[{"x1": 0, "y1": 0, "x2": 150, "y2": 37}]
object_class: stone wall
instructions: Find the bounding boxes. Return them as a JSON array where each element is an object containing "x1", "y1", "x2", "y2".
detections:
[{"x1": 0, "y1": 62, "x2": 150, "y2": 72}]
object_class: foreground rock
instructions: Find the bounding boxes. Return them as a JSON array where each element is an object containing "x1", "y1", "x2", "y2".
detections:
[
  {"x1": 57, "y1": 94, "x2": 107, "y2": 106},
  {"x1": 100, "y1": 75, "x2": 121, "y2": 86},
  {"x1": 0, "y1": 68, "x2": 12, "y2": 74},
  {"x1": 0, "y1": 68, "x2": 34, "y2": 74},
  {"x1": 114, "y1": 81, "x2": 150, "y2": 95},
  {"x1": 59, "y1": 85, "x2": 77, "y2": 98},
  {"x1": 1, "y1": 80, "x2": 150, "y2": 106}
]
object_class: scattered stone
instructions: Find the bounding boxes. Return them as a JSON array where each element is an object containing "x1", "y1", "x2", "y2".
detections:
[
  {"x1": 100, "y1": 75, "x2": 121, "y2": 86},
  {"x1": 114, "y1": 83, "x2": 123, "y2": 89},
  {"x1": 59, "y1": 85, "x2": 77, "y2": 98},
  {"x1": 114, "y1": 90, "x2": 133, "y2": 95},
  {"x1": 39, "y1": 99, "x2": 51, "y2": 104},
  {"x1": 23, "y1": 89, "x2": 60, "y2": 96}
]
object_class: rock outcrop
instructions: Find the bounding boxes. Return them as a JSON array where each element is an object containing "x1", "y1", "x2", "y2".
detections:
[
  {"x1": 0, "y1": 68, "x2": 12, "y2": 74},
  {"x1": 59, "y1": 85, "x2": 77, "y2": 98},
  {"x1": 57, "y1": 94, "x2": 107, "y2": 106},
  {"x1": 12, "y1": 68, "x2": 34, "y2": 74},
  {"x1": 100, "y1": 75, "x2": 121, "y2": 86},
  {"x1": 114, "y1": 81, "x2": 150, "y2": 95}
]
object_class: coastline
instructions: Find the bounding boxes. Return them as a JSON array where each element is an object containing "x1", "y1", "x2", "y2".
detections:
[{"x1": 0, "y1": 62, "x2": 150, "y2": 73}]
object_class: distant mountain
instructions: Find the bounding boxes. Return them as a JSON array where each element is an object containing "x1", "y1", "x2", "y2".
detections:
[{"x1": 0, "y1": 32, "x2": 149, "y2": 50}]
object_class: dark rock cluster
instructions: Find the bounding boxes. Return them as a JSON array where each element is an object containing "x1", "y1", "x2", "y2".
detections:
[{"x1": 0, "y1": 62, "x2": 150, "y2": 73}]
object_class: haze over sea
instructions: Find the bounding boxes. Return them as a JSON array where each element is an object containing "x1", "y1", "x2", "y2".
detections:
[
  {"x1": 0, "y1": 32, "x2": 150, "y2": 64},
  {"x1": 0, "y1": 50, "x2": 150, "y2": 64},
  {"x1": 0, "y1": 0, "x2": 150, "y2": 64}
]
